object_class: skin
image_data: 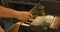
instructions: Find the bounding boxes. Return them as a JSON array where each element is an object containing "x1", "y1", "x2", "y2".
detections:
[
  {"x1": 0, "y1": 6, "x2": 33, "y2": 21},
  {"x1": 0, "y1": 6, "x2": 33, "y2": 32},
  {"x1": 0, "y1": 26, "x2": 5, "y2": 32},
  {"x1": 0, "y1": 6, "x2": 60, "y2": 32}
]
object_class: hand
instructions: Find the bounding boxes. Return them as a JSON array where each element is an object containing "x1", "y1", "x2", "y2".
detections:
[
  {"x1": 0, "y1": 6, "x2": 33, "y2": 21},
  {"x1": 16, "y1": 11, "x2": 33, "y2": 21}
]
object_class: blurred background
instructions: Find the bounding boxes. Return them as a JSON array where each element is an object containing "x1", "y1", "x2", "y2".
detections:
[{"x1": 0, "y1": 0, "x2": 60, "y2": 32}]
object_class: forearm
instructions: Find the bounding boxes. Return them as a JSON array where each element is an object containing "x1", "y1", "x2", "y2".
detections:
[{"x1": 0, "y1": 6, "x2": 19, "y2": 18}]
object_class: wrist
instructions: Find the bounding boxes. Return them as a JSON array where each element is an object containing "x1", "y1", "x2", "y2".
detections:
[{"x1": 13, "y1": 11, "x2": 20, "y2": 19}]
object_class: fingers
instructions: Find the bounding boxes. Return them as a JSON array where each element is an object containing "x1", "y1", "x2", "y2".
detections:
[
  {"x1": 26, "y1": 12, "x2": 33, "y2": 19},
  {"x1": 25, "y1": 13, "x2": 33, "y2": 21},
  {"x1": 17, "y1": 11, "x2": 33, "y2": 21},
  {"x1": 21, "y1": 12, "x2": 33, "y2": 21},
  {"x1": 28, "y1": 13, "x2": 33, "y2": 19},
  {"x1": 21, "y1": 16, "x2": 31, "y2": 22}
]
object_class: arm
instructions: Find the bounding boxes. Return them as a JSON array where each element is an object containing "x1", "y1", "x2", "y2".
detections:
[
  {"x1": 0, "y1": 6, "x2": 19, "y2": 18},
  {"x1": 0, "y1": 6, "x2": 33, "y2": 21}
]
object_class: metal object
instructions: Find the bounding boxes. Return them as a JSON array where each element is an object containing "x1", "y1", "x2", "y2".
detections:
[
  {"x1": 29, "y1": 3, "x2": 45, "y2": 18},
  {"x1": 31, "y1": 16, "x2": 45, "y2": 26},
  {"x1": 18, "y1": 15, "x2": 55, "y2": 27},
  {"x1": 18, "y1": 15, "x2": 56, "y2": 32}
]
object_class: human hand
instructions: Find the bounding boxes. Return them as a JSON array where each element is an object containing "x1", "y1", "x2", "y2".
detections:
[{"x1": 16, "y1": 11, "x2": 33, "y2": 21}]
